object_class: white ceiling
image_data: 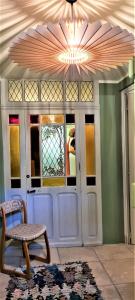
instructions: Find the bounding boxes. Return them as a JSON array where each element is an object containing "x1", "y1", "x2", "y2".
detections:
[{"x1": 0, "y1": 0, "x2": 134, "y2": 80}]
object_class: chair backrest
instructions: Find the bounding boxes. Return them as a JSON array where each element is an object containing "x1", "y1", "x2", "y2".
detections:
[{"x1": 0, "y1": 199, "x2": 24, "y2": 216}]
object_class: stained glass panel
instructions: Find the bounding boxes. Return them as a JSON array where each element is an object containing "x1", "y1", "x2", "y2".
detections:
[
  {"x1": 66, "y1": 125, "x2": 76, "y2": 176},
  {"x1": 81, "y1": 82, "x2": 94, "y2": 102},
  {"x1": 40, "y1": 115, "x2": 64, "y2": 124},
  {"x1": 9, "y1": 126, "x2": 20, "y2": 177},
  {"x1": 41, "y1": 125, "x2": 64, "y2": 176},
  {"x1": 41, "y1": 81, "x2": 63, "y2": 102},
  {"x1": 65, "y1": 82, "x2": 78, "y2": 102},
  {"x1": 42, "y1": 178, "x2": 65, "y2": 187},
  {"x1": 24, "y1": 81, "x2": 39, "y2": 102},
  {"x1": 30, "y1": 126, "x2": 40, "y2": 176},
  {"x1": 9, "y1": 115, "x2": 20, "y2": 124},
  {"x1": 8, "y1": 80, "x2": 22, "y2": 102},
  {"x1": 85, "y1": 124, "x2": 95, "y2": 175}
]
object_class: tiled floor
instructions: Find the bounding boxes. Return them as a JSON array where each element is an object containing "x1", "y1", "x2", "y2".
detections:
[{"x1": 0, "y1": 242, "x2": 134, "y2": 300}]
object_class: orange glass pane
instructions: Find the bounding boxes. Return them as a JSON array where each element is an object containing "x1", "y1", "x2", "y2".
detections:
[
  {"x1": 9, "y1": 126, "x2": 20, "y2": 177},
  {"x1": 85, "y1": 124, "x2": 95, "y2": 175},
  {"x1": 42, "y1": 177, "x2": 65, "y2": 187},
  {"x1": 40, "y1": 115, "x2": 64, "y2": 124}
]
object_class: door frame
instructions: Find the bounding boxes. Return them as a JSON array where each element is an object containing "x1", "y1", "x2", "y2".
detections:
[
  {"x1": 1, "y1": 78, "x2": 103, "y2": 245},
  {"x1": 121, "y1": 83, "x2": 134, "y2": 243}
]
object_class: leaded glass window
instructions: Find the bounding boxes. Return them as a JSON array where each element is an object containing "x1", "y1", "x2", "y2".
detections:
[
  {"x1": 24, "y1": 81, "x2": 39, "y2": 102},
  {"x1": 8, "y1": 80, "x2": 94, "y2": 102},
  {"x1": 30, "y1": 114, "x2": 77, "y2": 187},
  {"x1": 9, "y1": 114, "x2": 21, "y2": 188},
  {"x1": 41, "y1": 125, "x2": 64, "y2": 176},
  {"x1": 81, "y1": 82, "x2": 93, "y2": 102},
  {"x1": 65, "y1": 82, "x2": 78, "y2": 102},
  {"x1": 8, "y1": 80, "x2": 22, "y2": 102},
  {"x1": 41, "y1": 81, "x2": 63, "y2": 102}
]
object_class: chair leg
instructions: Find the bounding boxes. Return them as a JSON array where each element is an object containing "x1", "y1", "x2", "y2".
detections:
[
  {"x1": 22, "y1": 241, "x2": 31, "y2": 279},
  {"x1": 44, "y1": 231, "x2": 51, "y2": 263},
  {"x1": 29, "y1": 231, "x2": 51, "y2": 263}
]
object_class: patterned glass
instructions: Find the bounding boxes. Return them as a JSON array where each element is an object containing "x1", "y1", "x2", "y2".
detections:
[
  {"x1": 8, "y1": 80, "x2": 22, "y2": 102},
  {"x1": 24, "y1": 81, "x2": 39, "y2": 102},
  {"x1": 41, "y1": 81, "x2": 63, "y2": 102},
  {"x1": 81, "y1": 82, "x2": 94, "y2": 102},
  {"x1": 65, "y1": 82, "x2": 78, "y2": 102},
  {"x1": 8, "y1": 80, "x2": 94, "y2": 102},
  {"x1": 41, "y1": 125, "x2": 64, "y2": 176}
]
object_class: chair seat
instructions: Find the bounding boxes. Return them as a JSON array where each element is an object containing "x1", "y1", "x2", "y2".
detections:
[{"x1": 6, "y1": 224, "x2": 46, "y2": 241}]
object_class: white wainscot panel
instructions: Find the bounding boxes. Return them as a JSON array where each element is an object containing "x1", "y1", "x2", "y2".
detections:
[
  {"x1": 87, "y1": 193, "x2": 97, "y2": 237},
  {"x1": 57, "y1": 193, "x2": 79, "y2": 238},
  {"x1": 32, "y1": 193, "x2": 53, "y2": 239}
]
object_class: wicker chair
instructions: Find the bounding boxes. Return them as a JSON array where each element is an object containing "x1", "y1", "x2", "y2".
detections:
[{"x1": 0, "y1": 199, "x2": 50, "y2": 279}]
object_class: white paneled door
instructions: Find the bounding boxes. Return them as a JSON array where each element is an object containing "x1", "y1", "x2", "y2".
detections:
[{"x1": 2, "y1": 108, "x2": 102, "y2": 246}]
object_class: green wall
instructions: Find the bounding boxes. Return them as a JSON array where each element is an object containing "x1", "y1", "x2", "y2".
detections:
[{"x1": 100, "y1": 83, "x2": 124, "y2": 243}]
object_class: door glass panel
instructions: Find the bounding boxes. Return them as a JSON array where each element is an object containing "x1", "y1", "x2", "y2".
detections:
[
  {"x1": 11, "y1": 179, "x2": 21, "y2": 188},
  {"x1": 86, "y1": 177, "x2": 96, "y2": 186},
  {"x1": 30, "y1": 115, "x2": 39, "y2": 124},
  {"x1": 67, "y1": 177, "x2": 76, "y2": 186},
  {"x1": 31, "y1": 179, "x2": 41, "y2": 187},
  {"x1": 30, "y1": 126, "x2": 40, "y2": 176},
  {"x1": 9, "y1": 114, "x2": 20, "y2": 124},
  {"x1": 66, "y1": 125, "x2": 76, "y2": 176},
  {"x1": 41, "y1": 125, "x2": 64, "y2": 176},
  {"x1": 29, "y1": 113, "x2": 77, "y2": 187},
  {"x1": 42, "y1": 178, "x2": 65, "y2": 187},
  {"x1": 9, "y1": 125, "x2": 20, "y2": 177},
  {"x1": 40, "y1": 115, "x2": 64, "y2": 124},
  {"x1": 85, "y1": 114, "x2": 95, "y2": 176}
]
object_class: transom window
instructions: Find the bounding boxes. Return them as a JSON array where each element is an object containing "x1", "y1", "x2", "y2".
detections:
[{"x1": 8, "y1": 80, "x2": 94, "y2": 102}]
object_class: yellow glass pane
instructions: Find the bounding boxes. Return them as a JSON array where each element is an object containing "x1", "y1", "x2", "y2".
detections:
[
  {"x1": 9, "y1": 126, "x2": 20, "y2": 177},
  {"x1": 42, "y1": 178, "x2": 65, "y2": 187},
  {"x1": 85, "y1": 124, "x2": 95, "y2": 175},
  {"x1": 40, "y1": 115, "x2": 64, "y2": 124}
]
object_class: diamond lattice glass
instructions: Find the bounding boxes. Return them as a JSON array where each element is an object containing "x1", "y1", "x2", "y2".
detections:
[
  {"x1": 41, "y1": 125, "x2": 64, "y2": 176},
  {"x1": 8, "y1": 80, "x2": 22, "y2": 102},
  {"x1": 24, "y1": 81, "x2": 39, "y2": 102},
  {"x1": 41, "y1": 81, "x2": 63, "y2": 102},
  {"x1": 65, "y1": 82, "x2": 78, "y2": 102},
  {"x1": 81, "y1": 82, "x2": 94, "y2": 102}
]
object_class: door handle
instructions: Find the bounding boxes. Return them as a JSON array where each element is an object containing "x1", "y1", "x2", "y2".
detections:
[{"x1": 27, "y1": 189, "x2": 36, "y2": 194}]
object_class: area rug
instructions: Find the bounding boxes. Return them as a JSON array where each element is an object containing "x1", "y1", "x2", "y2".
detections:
[{"x1": 6, "y1": 262, "x2": 103, "y2": 300}]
